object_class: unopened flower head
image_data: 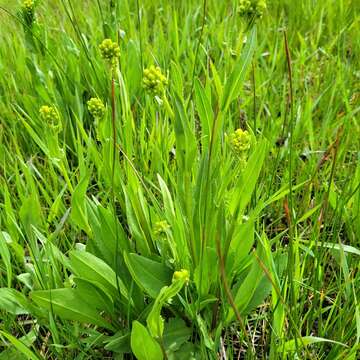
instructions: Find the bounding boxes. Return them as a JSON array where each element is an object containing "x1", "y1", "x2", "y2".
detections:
[
  {"x1": 238, "y1": 0, "x2": 266, "y2": 19},
  {"x1": 22, "y1": 0, "x2": 34, "y2": 13},
  {"x1": 39, "y1": 105, "x2": 61, "y2": 131},
  {"x1": 172, "y1": 269, "x2": 190, "y2": 285},
  {"x1": 143, "y1": 65, "x2": 168, "y2": 96},
  {"x1": 87, "y1": 98, "x2": 105, "y2": 119},
  {"x1": 229, "y1": 128, "x2": 251, "y2": 156},
  {"x1": 99, "y1": 39, "x2": 120, "y2": 70},
  {"x1": 154, "y1": 220, "x2": 171, "y2": 236},
  {"x1": 22, "y1": 0, "x2": 35, "y2": 25}
]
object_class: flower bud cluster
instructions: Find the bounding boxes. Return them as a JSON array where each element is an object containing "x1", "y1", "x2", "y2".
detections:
[{"x1": 143, "y1": 65, "x2": 168, "y2": 96}]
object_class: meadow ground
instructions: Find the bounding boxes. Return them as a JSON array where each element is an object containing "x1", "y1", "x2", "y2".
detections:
[{"x1": 0, "y1": 0, "x2": 359, "y2": 359}]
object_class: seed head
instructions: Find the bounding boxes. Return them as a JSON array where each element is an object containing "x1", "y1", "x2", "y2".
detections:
[
  {"x1": 39, "y1": 105, "x2": 61, "y2": 131},
  {"x1": 143, "y1": 65, "x2": 168, "y2": 96},
  {"x1": 87, "y1": 98, "x2": 106, "y2": 119},
  {"x1": 229, "y1": 128, "x2": 251, "y2": 156},
  {"x1": 99, "y1": 39, "x2": 120, "y2": 69}
]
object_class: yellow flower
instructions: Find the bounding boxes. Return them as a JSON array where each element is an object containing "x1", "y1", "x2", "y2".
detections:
[
  {"x1": 99, "y1": 39, "x2": 120, "y2": 70},
  {"x1": 22, "y1": 0, "x2": 35, "y2": 25},
  {"x1": 143, "y1": 65, "x2": 168, "y2": 96},
  {"x1": 154, "y1": 220, "x2": 171, "y2": 236},
  {"x1": 87, "y1": 98, "x2": 106, "y2": 119},
  {"x1": 22, "y1": 0, "x2": 34, "y2": 12},
  {"x1": 229, "y1": 128, "x2": 251, "y2": 156},
  {"x1": 172, "y1": 269, "x2": 190, "y2": 284},
  {"x1": 238, "y1": 0, "x2": 266, "y2": 19},
  {"x1": 39, "y1": 105, "x2": 61, "y2": 132}
]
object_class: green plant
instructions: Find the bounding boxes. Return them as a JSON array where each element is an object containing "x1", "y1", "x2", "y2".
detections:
[{"x1": 0, "y1": 0, "x2": 359, "y2": 359}]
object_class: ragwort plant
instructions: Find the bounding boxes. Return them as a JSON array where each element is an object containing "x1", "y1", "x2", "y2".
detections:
[{"x1": 0, "y1": 0, "x2": 359, "y2": 359}]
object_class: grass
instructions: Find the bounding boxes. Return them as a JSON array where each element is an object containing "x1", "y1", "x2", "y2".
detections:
[{"x1": 0, "y1": 0, "x2": 359, "y2": 359}]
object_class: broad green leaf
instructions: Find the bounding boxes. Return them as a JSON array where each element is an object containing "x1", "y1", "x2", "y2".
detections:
[
  {"x1": 124, "y1": 252, "x2": 172, "y2": 298},
  {"x1": 71, "y1": 173, "x2": 91, "y2": 234},
  {"x1": 0, "y1": 346, "x2": 27, "y2": 359},
  {"x1": 69, "y1": 250, "x2": 129, "y2": 301},
  {"x1": 87, "y1": 201, "x2": 130, "y2": 268},
  {"x1": 72, "y1": 277, "x2": 115, "y2": 316},
  {"x1": 227, "y1": 244, "x2": 270, "y2": 323},
  {"x1": 229, "y1": 217, "x2": 255, "y2": 270},
  {"x1": 19, "y1": 195, "x2": 43, "y2": 236},
  {"x1": 241, "y1": 274, "x2": 272, "y2": 316},
  {"x1": 31, "y1": 288, "x2": 114, "y2": 331},
  {"x1": 131, "y1": 321, "x2": 163, "y2": 360},
  {"x1": 163, "y1": 318, "x2": 192, "y2": 352},
  {"x1": 0, "y1": 288, "x2": 30, "y2": 315},
  {"x1": 229, "y1": 140, "x2": 267, "y2": 216},
  {"x1": 104, "y1": 332, "x2": 131, "y2": 353},
  {"x1": 124, "y1": 189, "x2": 152, "y2": 256},
  {"x1": 0, "y1": 331, "x2": 40, "y2": 360},
  {"x1": 167, "y1": 342, "x2": 199, "y2": 360},
  {"x1": 194, "y1": 247, "x2": 218, "y2": 296},
  {"x1": 173, "y1": 93, "x2": 197, "y2": 174},
  {"x1": 0, "y1": 229, "x2": 23, "y2": 263}
]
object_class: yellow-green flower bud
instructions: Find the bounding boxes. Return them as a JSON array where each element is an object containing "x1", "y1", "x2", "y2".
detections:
[
  {"x1": 143, "y1": 65, "x2": 168, "y2": 96},
  {"x1": 99, "y1": 39, "x2": 120, "y2": 70},
  {"x1": 172, "y1": 269, "x2": 190, "y2": 284},
  {"x1": 238, "y1": 0, "x2": 266, "y2": 19},
  {"x1": 22, "y1": 0, "x2": 35, "y2": 25},
  {"x1": 87, "y1": 98, "x2": 106, "y2": 119},
  {"x1": 22, "y1": 0, "x2": 34, "y2": 11},
  {"x1": 229, "y1": 128, "x2": 251, "y2": 156},
  {"x1": 39, "y1": 105, "x2": 61, "y2": 132},
  {"x1": 154, "y1": 220, "x2": 171, "y2": 236}
]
